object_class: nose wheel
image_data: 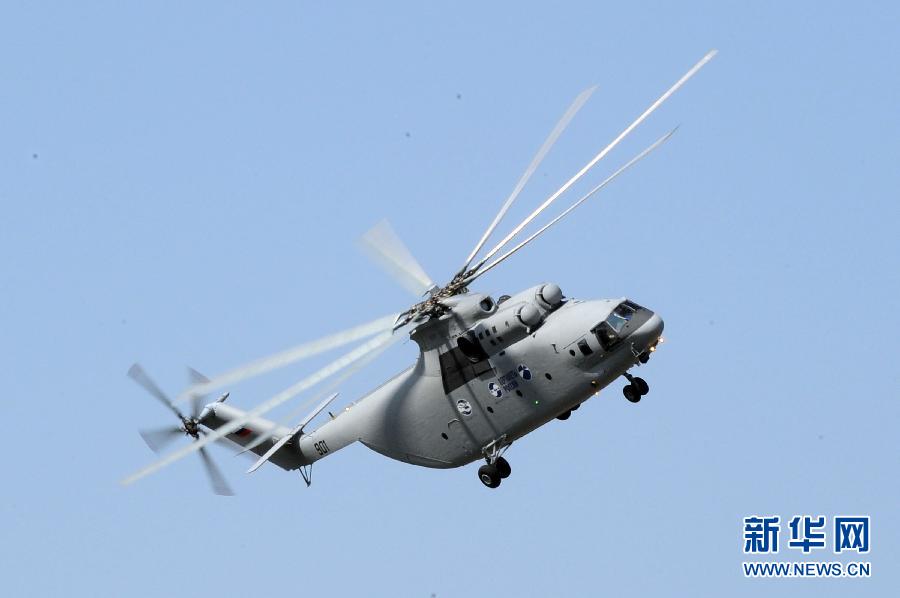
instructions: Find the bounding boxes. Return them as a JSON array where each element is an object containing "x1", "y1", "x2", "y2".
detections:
[{"x1": 622, "y1": 373, "x2": 649, "y2": 403}]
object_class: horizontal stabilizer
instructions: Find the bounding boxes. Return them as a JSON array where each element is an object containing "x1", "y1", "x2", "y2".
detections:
[{"x1": 247, "y1": 393, "x2": 339, "y2": 474}]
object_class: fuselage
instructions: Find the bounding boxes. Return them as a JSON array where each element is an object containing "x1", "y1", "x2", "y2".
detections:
[{"x1": 294, "y1": 283, "x2": 664, "y2": 469}]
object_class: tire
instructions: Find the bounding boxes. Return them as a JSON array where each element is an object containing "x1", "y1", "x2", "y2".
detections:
[
  {"x1": 478, "y1": 464, "x2": 501, "y2": 488},
  {"x1": 556, "y1": 410, "x2": 571, "y2": 420},
  {"x1": 623, "y1": 384, "x2": 641, "y2": 403},
  {"x1": 633, "y1": 377, "x2": 649, "y2": 395},
  {"x1": 496, "y1": 457, "x2": 512, "y2": 479}
]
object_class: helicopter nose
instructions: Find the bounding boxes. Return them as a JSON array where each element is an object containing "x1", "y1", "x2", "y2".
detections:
[{"x1": 631, "y1": 312, "x2": 664, "y2": 350}]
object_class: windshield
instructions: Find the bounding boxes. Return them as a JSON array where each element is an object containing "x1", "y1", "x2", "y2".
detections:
[
  {"x1": 592, "y1": 302, "x2": 636, "y2": 350},
  {"x1": 606, "y1": 303, "x2": 634, "y2": 334}
]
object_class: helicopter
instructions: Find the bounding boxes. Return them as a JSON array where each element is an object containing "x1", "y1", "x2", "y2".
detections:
[{"x1": 123, "y1": 50, "x2": 715, "y2": 493}]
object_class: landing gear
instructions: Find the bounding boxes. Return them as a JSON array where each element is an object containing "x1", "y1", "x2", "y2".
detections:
[
  {"x1": 622, "y1": 373, "x2": 650, "y2": 403},
  {"x1": 557, "y1": 402, "x2": 581, "y2": 420},
  {"x1": 623, "y1": 385, "x2": 641, "y2": 403},
  {"x1": 634, "y1": 377, "x2": 649, "y2": 395},
  {"x1": 478, "y1": 464, "x2": 501, "y2": 488},
  {"x1": 495, "y1": 456, "x2": 511, "y2": 479},
  {"x1": 478, "y1": 438, "x2": 511, "y2": 489}
]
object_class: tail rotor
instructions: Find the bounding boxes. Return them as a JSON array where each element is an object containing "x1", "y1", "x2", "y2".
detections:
[{"x1": 127, "y1": 363, "x2": 234, "y2": 496}]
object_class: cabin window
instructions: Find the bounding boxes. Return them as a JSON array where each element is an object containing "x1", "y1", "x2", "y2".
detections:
[
  {"x1": 577, "y1": 339, "x2": 593, "y2": 356},
  {"x1": 593, "y1": 321, "x2": 618, "y2": 350}
]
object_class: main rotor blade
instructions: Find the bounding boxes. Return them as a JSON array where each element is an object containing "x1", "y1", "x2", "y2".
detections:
[
  {"x1": 236, "y1": 333, "x2": 393, "y2": 454},
  {"x1": 472, "y1": 49, "x2": 717, "y2": 273},
  {"x1": 359, "y1": 219, "x2": 435, "y2": 297},
  {"x1": 128, "y1": 363, "x2": 185, "y2": 420},
  {"x1": 121, "y1": 331, "x2": 400, "y2": 488},
  {"x1": 174, "y1": 313, "x2": 399, "y2": 403},
  {"x1": 139, "y1": 426, "x2": 184, "y2": 454},
  {"x1": 198, "y1": 446, "x2": 234, "y2": 496},
  {"x1": 457, "y1": 85, "x2": 596, "y2": 276},
  {"x1": 468, "y1": 128, "x2": 678, "y2": 284},
  {"x1": 246, "y1": 392, "x2": 339, "y2": 474}
]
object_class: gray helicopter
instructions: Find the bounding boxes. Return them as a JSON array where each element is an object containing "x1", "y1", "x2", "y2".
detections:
[{"x1": 123, "y1": 50, "x2": 714, "y2": 493}]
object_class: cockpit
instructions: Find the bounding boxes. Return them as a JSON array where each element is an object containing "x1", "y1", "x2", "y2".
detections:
[{"x1": 591, "y1": 300, "x2": 649, "y2": 351}]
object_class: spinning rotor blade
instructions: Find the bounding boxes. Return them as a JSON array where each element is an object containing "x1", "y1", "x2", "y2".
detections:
[
  {"x1": 197, "y1": 444, "x2": 234, "y2": 496},
  {"x1": 175, "y1": 313, "x2": 399, "y2": 404},
  {"x1": 186, "y1": 367, "x2": 210, "y2": 419},
  {"x1": 458, "y1": 85, "x2": 596, "y2": 275},
  {"x1": 128, "y1": 363, "x2": 186, "y2": 420},
  {"x1": 473, "y1": 50, "x2": 717, "y2": 272},
  {"x1": 468, "y1": 128, "x2": 678, "y2": 283},
  {"x1": 359, "y1": 220, "x2": 435, "y2": 297},
  {"x1": 237, "y1": 334, "x2": 392, "y2": 454},
  {"x1": 121, "y1": 331, "x2": 401, "y2": 488},
  {"x1": 139, "y1": 426, "x2": 184, "y2": 454},
  {"x1": 246, "y1": 392, "x2": 339, "y2": 474}
]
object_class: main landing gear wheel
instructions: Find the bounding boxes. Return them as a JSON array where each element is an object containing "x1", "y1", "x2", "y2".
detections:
[
  {"x1": 633, "y1": 377, "x2": 649, "y2": 395},
  {"x1": 495, "y1": 456, "x2": 511, "y2": 479},
  {"x1": 623, "y1": 384, "x2": 641, "y2": 403},
  {"x1": 478, "y1": 464, "x2": 502, "y2": 488},
  {"x1": 556, "y1": 410, "x2": 571, "y2": 420}
]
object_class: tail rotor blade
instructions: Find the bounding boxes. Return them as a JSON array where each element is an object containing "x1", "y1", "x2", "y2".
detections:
[
  {"x1": 122, "y1": 331, "x2": 400, "y2": 488},
  {"x1": 139, "y1": 426, "x2": 184, "y2": 454},
  {"x1": 198, "y1": 446, "x2": 234, "y2": 496},
  {"x1": 359, "y1": 219, "x2": 435, "y2": 297},
  {"x1": 187, "y1": 367, "x2": 209, "y2": 385},
  {"x1": 128, "y1": 363, "x2": 185, "y2": 420},
  {"x1": 185, "y1": 367, "x2": 210, "y2": 419}
]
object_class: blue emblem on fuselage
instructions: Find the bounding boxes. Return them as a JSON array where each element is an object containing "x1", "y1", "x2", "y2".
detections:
[{"x1": 517, "y1": 364, "x2": 532, "y2": 381}]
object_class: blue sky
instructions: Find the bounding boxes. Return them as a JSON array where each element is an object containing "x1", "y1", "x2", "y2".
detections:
[{"x1": 1, "y1": 2, "x2": 898, "y2": 596}]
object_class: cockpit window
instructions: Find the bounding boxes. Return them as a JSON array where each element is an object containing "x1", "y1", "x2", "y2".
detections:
[
  {"x1": 606, "y1": 302, "x2": 635, "y2": 334},
  {"x1": 592, "y1": 302, "x2": 636, "y2": 350}
]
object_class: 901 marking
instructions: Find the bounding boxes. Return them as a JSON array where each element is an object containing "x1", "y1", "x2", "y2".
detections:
[{"x1": 314, "y1": 440, "x2": 329, "y2": 456}]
